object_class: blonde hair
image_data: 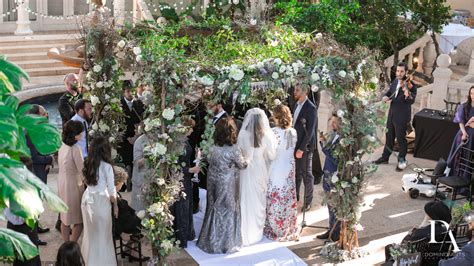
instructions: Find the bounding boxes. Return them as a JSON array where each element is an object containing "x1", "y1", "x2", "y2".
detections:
[{"x1": 113, "y1": 166, "x2": 128, "y2": 185}]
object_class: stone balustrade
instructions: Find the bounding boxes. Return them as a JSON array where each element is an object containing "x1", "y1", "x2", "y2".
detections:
[{"x1": 133, "y1": 0, "x2": 153, "y2": 24}]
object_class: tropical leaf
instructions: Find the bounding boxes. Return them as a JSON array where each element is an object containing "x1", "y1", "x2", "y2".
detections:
[
  {"x1": 0, "y1": 56, "x2": 29, "y2": 93},
  {"x1": 16, "y1": 112, "x2": 61, "y2": 155},
  {"x1": 0, "y1": 228, "x2": 38, "y2": 262}
]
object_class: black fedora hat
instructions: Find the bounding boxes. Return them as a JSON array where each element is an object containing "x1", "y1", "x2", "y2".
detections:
[{"x1": 424, "y1": 201, "x2": 452, "y2": 224}]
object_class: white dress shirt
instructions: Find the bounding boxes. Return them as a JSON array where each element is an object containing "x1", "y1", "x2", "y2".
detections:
[
  {"x1": 71, "y1": 114, "x2": 89, "y2": 158},
  {"x1": 293, "y1": 98, "x2": 307, "y2": 127}
]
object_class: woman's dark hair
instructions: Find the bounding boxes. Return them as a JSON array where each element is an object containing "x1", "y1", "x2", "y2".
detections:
[
  {"x1": 463, "y1": 86, "x2": 474, "y2": 123},
  {"x1": 62, "y1": 120, "x2": 84, "y2": 146},
  {"x1": 28, "y1": 104, "x2": 40, "y2": 115},
  {"x1": 56, "y1": 241, "x2": 85, "y2": 266},
  {"x1": 247, "y1": 113, "x2": 264, "y2": 148},
  {"x1": 83, "y1": 134, "x2": 112, "y2": 186},
  {"x1": 214, "y1": 117, "x2": 238, "y2": 146}
]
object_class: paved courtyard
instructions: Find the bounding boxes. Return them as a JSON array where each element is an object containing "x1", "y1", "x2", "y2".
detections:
[{"x1": 1, "y1": 146, "x2": 441, "y2": 265}]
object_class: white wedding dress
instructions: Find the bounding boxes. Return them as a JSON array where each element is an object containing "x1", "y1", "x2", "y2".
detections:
[{"x1": 238, "y1": 108, "x2": 277, "y2": 246}]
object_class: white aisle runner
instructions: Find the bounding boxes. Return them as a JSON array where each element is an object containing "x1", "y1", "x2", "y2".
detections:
[{"x1": 185, "y1": 189, "x2": 307, "y2": 266}]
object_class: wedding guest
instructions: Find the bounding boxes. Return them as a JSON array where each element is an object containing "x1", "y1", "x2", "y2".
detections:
[
  {"x1": 71, "y1": 99, "x2": 92, "y2": 158},
  {"x1": 439, "y1": 219, "x2": 474, "y2": 266},
  {"x1": 316, "y1": 113, "x2": 341, "y2": 242},
  {"x1": 56, "y1": 241, "x2": 85, "y2": 266},
  {"x1": 293, "y1": 81, "x2": 317, "y2": 211},
  {"x1": 131, "y1": 131, "x2": 149, "y2": 212},
  {"x1": 26, "y1": 105, "x2": 53, "y2": 184},
  {"x1": 58, "y1": 73, "x2": 82, "y2": 126},
  {"x1": 447, "y1": 85, "x2": 474, "y2": 179},
  {"x1": 384, "y1": 201, "x2": 451, "y2": 263},
  {"x1": 58, "y1": 120, "x2": 85, "y2": 242},
  {"x1": 374, "y1": 62, "x2": 417, "y2": 171},
  {"x1": 264, "y1": 104, "x2": 298, "y2": 241},
  {"x1": 197, "y1": 117, "x2": 248, "y2": 254},
  {"x1": 118, "y1": 80, "x2": 145, "y2": 192},
  {"x1": 81, "y1": 135, "x2": 117, "y2": 266},
  {"x1": 4, "y1": 208, "x2": 41, "y2": 266},
  {"x1": 112, "y1": 166, "x2": 150, "y2": 263},
  {"x1": 172, "y1": 118, "x2": 200, "y2": 248},
  {"x1": 26, "y1": 105, "x2": 53, "y2": 236}
]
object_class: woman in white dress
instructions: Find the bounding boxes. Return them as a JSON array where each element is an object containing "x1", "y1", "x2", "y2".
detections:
[
  {"x1": 264, "y1": 105, "x2": 299, "y2": 241},
  {"x1": 238, "y1": 108, "x2": 278, "y2": 246},
  {"x1": 81, "y1": 135, "x2": 117, "y2": 266}
]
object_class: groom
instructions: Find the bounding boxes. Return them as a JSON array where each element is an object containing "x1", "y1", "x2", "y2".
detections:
[{"x1": 293, "y1": 81, "x2": 317, "y2": 211}]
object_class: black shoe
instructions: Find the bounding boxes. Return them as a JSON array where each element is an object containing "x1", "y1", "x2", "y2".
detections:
[
  {"x1": 55, "y1": 219, "x2": 61, "y2": 232},
  {"x1": 314, "y1": 175, "x2": 322, "y2": 185},
  {"x1": 373, "y1": 157, "x2": 389, "y2": 165},
  {"x1": 37, "y1": 239, "x2": 47, "y2": 246},
  {"x1": 38, "y1": 227, "x2": 50, "y2": 234},
  {"x1": 316, "y1": 230, "x2": 330, "y2": 240},
  {"x1": 119, "y1": 184, "x2": 127, "y2": 192},
  {"x1": 329, "y1": 235, "x2": 340, "y2": 242}
]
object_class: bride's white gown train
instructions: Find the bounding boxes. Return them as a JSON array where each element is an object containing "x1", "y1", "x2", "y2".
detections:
[{"x1": 238, "y1": 108, "x2": 277, "y2": 246}]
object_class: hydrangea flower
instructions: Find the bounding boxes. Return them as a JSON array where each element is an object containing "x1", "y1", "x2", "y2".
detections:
[
  {"x1": 229, "y1": 67, "x2": 244, "y2": 81},
  {"x1": 133, "y1": 47, "x2": 142, "y2": 55},
  {"x1": 90, "y1": 95, "x2": 100, "y2": 106},
  {"x1": 162, "y1": 108, "x2": 175, "y2": 120},
  {"x1": 117, "y1": 40, "x2": 126, "y2": 49},
  {"x1": 93, "y1": 65, "x2": 102, "y2": 73},
  {"x1": 272, "y1": 72, "x2": 279, "y2": 79}
]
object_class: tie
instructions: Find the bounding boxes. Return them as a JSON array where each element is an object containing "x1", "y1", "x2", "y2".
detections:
[{"x1": 83, "y1": 121, "x2": 89, "y2": 151}]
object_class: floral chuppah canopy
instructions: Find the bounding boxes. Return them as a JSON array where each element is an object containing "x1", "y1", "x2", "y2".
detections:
[{"x1": 82, "y1": 10, "x2": 381, "y2": 262}]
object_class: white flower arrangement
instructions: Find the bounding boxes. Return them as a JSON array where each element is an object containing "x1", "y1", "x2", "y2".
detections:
[
  {"x1": 111, "y1": 148, "x2": 117, "y2": 159},
  {"x1": 279, "y1": 65, "x2": 287, "y2": 73},
  {"x1": 337, "y1": 109, "x2": 345, "y2": 118},
  {"x1": 311, "y1": 73, "x2": 320, "y2": 81},
  {"x1": 96, "y1": 81, "x2": 104, "y2": 88},
  {"x1": 162, "y1": 108, "x2": 175, "y2": 120},
  {"x1": 148, "y1": 202, "x2": 164, "y2": 216},
  {"x1": 270, "y1": 40, "x2": 279, "y2": 47},
  {"x1": 133, "y1": 47, "x2": 142, "y2": 55},
  {"x1": 341, "y1": 181, "x2": 350, "y2": 188},
  {"x1": 311, "y1": 85, "x2": 320, "y2": 92},
  {"x1": 156, "y1": 178, "x2": 166, "y2": 186},
  {"x1": 229, "y1": 67, "x2": 245, "y2": 81},
  {"x1": 274, "y1": 58, "x2": 282, "y2": 65},
  {"x1": 338, "y1": 70, "x2": 347, "y2": 78},
  {"x1": 93, "y1": 65, "x2": 102, "y2": 73},
  {"x1": 273, "y1": 99, "x2": 282, "y2": 106},
  {"x1": 117, "y1": 40, "x2": 126, "y2": 49},
  {"x1": 136, "y1": 210, "x2": 145, "y2": 219},
  {"x1": 198, "y1": 75, "x2": 214, "y2": 86},
  {"x1": 271, "y1": 72, "x2": 279, "y2": 79},
  {"x1": 331, "y1": 173, "x2": 339, "y2": 184},
  {"x1": 315, "y1": 32, "x2": 323, "y2": 39},
  {"x1": 90, "y1": 95, "x2": 100, "y2": 106},
  {"x1": 151, "y1": 143, "x2": 167, "y2": 156},
  {"x1": 160, "y1": 240, "x2": 174, "y2": 250}
]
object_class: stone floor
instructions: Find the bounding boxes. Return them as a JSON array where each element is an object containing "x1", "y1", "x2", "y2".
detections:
[{"x1": 1, "y1": 147, "x2": 443, "y2": 265}]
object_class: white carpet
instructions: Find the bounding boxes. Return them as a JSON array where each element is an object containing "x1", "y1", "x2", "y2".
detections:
[{"x1": 185, "y1": 189, "x2": 307, "y2": 266}]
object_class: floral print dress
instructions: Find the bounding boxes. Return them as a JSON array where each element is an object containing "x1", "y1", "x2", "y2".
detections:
[{"x1": 263, "y1": 127, "x2": 298, "y2": 240}]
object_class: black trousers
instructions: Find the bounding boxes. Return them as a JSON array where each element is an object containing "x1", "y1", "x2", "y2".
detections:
[
  {"x1": 295, "y1": 150, "x2": 314, "y2": 205},
  {"x1": 7, "y1": 222, "x2": 41, "y2": 266},
  {"x1": 382, "y1": 119, "x2": 408, "y2": 161}
]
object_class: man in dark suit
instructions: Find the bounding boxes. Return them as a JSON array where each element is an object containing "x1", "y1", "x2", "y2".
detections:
[
  {"x1": 374, "y1": 62, "x2": 417, "y2": 171},
  {"x1": 293, "y1": 82, "x2": 317, "y2": 211},
  {"x1": 58, "y1": 73, "x2": 82, "y2": 126},
  {"x1": 119, "y1": 81, "x2": 145, "y2": 191}
]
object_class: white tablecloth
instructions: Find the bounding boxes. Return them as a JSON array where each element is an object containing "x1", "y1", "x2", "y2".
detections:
[{"x1": 439, "y1": 23, "x2": 474, "y2": 53}]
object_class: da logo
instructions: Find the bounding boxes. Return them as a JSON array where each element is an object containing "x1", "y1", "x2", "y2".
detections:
[{"x1": 429, "y1": 220, "x2": 460, "y2": 252}]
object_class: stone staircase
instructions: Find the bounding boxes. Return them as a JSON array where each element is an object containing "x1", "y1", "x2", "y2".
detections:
[{"x1": 0, "y1": 33, "x2": 81, "y2": 88}]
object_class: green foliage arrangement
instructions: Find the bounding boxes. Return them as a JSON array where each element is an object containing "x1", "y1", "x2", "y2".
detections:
[{"x1": 0, "y1": 56, "x2": 67, "y2": 262}]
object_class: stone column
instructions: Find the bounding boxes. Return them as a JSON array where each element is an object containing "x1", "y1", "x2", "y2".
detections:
[
  {"x1": 15, "y1": 0, "x2": 33, "y2": 35},
  {"x1": 114, "y1": 0, "x2": 125, "y2": 26},
  {"x1": 431, "y1": 54, "x2": 453, "y2": 110}
]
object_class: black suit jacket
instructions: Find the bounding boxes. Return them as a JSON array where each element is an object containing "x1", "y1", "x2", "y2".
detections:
[
  {"x1": 58, "y1": 92, "x2": 82, "y2": 126},
  {"x1": 385, "y1": 79, "x2": 417, "y2": 125},
  {"x1": 121, "y1": 98, "x2": 144, "y2": 139},
  {"x1": 26, "y1": 134, "x2": 53, "y2": 183},
  {"x1": 294, "y1": 99, "x2": 317, "y2": 152}
]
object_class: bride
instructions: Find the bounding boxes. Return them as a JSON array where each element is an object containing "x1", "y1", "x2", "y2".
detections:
[{"x1": 238, "y1": 108, "x2": 277, "y2": 246}]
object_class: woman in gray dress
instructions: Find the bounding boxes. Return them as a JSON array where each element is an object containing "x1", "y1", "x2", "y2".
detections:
[{"x1": 197, "y1": 117, "x2": 248, "y2": 254}]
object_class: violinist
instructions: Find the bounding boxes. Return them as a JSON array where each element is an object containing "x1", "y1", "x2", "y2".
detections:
[{"x1": 374, "y1": 62, "x2": 417, "y2": 171}]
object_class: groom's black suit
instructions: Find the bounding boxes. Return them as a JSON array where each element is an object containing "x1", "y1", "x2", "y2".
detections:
[{"x1": 293, "y1": 99, "x2": 317, "y2": 206}]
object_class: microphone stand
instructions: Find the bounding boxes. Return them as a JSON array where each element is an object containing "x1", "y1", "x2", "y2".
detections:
[{"x1": 298, "y1": 118, "x2": 328, "y2": 236}]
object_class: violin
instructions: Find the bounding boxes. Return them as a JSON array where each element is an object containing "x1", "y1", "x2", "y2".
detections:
[{"x1": 400, "y1": 75, "x2": 414, "y2": 91}]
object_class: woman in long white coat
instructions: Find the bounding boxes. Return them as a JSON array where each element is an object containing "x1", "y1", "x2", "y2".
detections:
[{"x1": 238, "y1": 108, "x2": 277, "y2": 246}]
